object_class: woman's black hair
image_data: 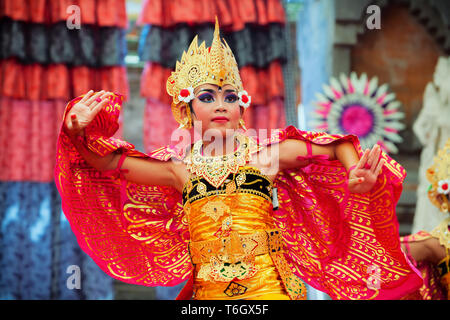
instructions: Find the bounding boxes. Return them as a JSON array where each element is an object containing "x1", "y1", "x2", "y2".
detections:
[{"x1": 188, "y1": 101, "x2": 196, "y2": 118}]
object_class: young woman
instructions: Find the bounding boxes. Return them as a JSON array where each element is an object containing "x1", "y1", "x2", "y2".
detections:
[{"x1": 55, "y1": 20, "x2": 422, "y2": 300}]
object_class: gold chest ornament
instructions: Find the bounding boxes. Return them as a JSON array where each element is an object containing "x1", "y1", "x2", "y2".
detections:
[{"x1": 183, "y1": 133, "x2": 260, "y2": 188}]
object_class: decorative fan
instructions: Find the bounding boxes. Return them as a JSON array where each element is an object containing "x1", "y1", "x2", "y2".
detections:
[{"x1": 310, "y1": 72, "x2": 405, "y2": 153}]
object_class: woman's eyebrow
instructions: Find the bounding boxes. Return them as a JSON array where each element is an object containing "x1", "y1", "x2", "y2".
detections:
[
  {"x1": 196, "y1": 89, "x2": 215, "y2": 94},
  {"x1": 195, "y1": 88, "x2": 236, "y2": 95}
]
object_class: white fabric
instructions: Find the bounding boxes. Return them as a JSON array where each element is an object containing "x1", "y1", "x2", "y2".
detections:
[{"x1": 412, "y1": 56, "x2": 450, "y2": 233}]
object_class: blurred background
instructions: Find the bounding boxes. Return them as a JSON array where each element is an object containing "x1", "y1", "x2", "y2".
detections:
[{"x1": 0, "y1": 0, "x2": 449, "y2": 300}]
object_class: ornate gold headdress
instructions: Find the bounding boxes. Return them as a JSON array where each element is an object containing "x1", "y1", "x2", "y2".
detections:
[
  {"x1": 427, "y1": 138, "x2": 450, "y2": 213},
  {"x1": 166, "y1": 17, "x2": 250, "y2": 129}
]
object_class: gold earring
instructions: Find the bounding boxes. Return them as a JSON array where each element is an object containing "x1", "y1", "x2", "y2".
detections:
[
  {"x1": 239, "y1": 119, "x2": 247, "y2": 131},
  {"x1": 178, "y1": 103, "x2": 193, "y2": 129},
  {"x1": 179, "y1": 116, "x2": 192, "y2": 129}
]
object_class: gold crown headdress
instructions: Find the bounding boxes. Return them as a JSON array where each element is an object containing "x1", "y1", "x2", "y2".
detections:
[
  {"x1": 166, "y1": 17, "x2": 251, "y2": 129},
  {"x1": 427, "y1": 138, "x2": 450, "y2": 213}
]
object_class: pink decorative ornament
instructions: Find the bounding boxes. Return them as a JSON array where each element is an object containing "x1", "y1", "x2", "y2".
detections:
[{"x1": 312, "y1": 72, "x2": 406, "y2": 154}]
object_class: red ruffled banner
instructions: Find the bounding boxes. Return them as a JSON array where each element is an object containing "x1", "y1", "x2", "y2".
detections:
[
  {"x1": 240, "y1": 61, "x2": 285, "y2": 105},
  {"x1": 0, "y1": 58, "x2": 129, "y2": 101},
  {"x1": 0, "y1": 96, "x2": 124, "y2": 183},
  {"x1": 143, "y1": 97, "x2": 180, "y2": 153},
  {"x1": 0, "y1": 97, "x2": 66, "y2": 182},
  {"x1": 137, "y1": 0, "x2": 285, "y2": 31},
  {"x1": 0, "y1": 0, "x2": 128, "y2": 28}
]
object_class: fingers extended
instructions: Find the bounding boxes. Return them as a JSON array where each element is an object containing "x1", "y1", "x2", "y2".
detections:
[
  {"x1": 374, "y1": 158, "x2": 385, "y2": 176},
  {"x1": 90, "y1": 91, "x2": 111, "y2": 109},
  {"x1": 370, "y1": 145, "x2": 381, "y2": 172},
  {"x1": 100, "y1": 91, "x2": 111, "y2": 99},
  {"x1": 348, "y1": 177, "x2": 365, "y2": 187},
  {"x1": 86, "y1": 90, "x2": 105, "y2": 107},
  {"x1": 366, "y1": 145, "x2": 379, "y2": 171},
  {"x1": 79, "y1": 90, "x2": 94, "y2": 104},
  {"x1": 92, "y1": 95, "x2": 110, "y2": 115},
  {"x1": 356, "y1": 149, "x2": 370, "y2": 170}
]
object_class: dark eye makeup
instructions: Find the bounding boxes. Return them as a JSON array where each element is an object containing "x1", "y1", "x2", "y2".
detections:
[
  {"x1": 196, "y1": 90, "x2": 238, "y2": 104},
  {"x1": 225, "y1": 94, "x2": 238, "y2": 103},
  {"x1": 197, "y1": 93, "x2": 214, "y2": 102}
]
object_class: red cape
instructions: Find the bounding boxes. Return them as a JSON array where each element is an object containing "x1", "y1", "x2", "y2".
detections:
[{"x1": 54, "y1": 94, "x2": 422, "y2": 299}]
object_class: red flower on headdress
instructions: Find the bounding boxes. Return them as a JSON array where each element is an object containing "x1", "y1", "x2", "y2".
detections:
[
  {"x1": 179, "y1": 86, "x2": 195, "y2": 103},
  {"x1": 238, "y1": 91, "x2": 251, "y2": 109},
  {"x1": 438, "y1": 179, "x2": 450, "y2": 195}
]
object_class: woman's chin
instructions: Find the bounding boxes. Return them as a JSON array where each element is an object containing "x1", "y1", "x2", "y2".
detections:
[{"x1": 202, "y1": 126, "x2": 238, "y2": 139}]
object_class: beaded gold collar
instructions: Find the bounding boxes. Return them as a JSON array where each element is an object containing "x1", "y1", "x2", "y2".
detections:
[
  {"x1": 183, "y1": 133, "x2": 261, "y2": 188},
  {"x1": 431, "y1": 217, "x2": 450, "y2": 250}
]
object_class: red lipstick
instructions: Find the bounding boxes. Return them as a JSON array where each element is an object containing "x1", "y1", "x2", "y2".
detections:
[{"x1": 211, "y1": 116, "x2": 229, "y2": 123}]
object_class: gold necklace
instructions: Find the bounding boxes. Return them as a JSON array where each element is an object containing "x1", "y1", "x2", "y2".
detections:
[
  {"x1": 431, "y1": 217, "x2": 450, "y2": 250},
  {"x1": 183, "y1": 132, "x2": 261, "y2": 234},
  {"x1": 184, "y1": 132, "x2": 259, "y2": 188}
]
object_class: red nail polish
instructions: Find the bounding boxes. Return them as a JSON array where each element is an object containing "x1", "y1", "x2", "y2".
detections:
[{"x1": 71, "y1": 114, "x2": 76, "y2": 119}]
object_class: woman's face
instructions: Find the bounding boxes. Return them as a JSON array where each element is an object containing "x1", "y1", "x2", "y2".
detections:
[{"x1": 186, "y1": 83, "x2": 242, "y2": 138}]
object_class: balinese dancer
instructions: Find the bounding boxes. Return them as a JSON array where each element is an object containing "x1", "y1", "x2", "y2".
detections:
[
  {"x1": 55, "y1": 19, "x2": 422, "y2": 300},
  {"x1": 401, "y1": 138, "x2": 450, "y2": 300}
]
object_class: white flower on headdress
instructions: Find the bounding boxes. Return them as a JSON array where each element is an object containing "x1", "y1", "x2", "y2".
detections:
[
  {"x1": 238, "y1": 90, "x2": 251, "y2": 109},
  {"x1": 178, "y1": 86, "x2": 195, "y2": 103},
  {"x1": 437, "y1": 179, "x2": 450, "y2": 195}
]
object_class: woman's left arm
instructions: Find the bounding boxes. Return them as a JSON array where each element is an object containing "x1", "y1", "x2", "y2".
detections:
[{"x1": 278, "y1": 139, "x2": 385, "y2": 193}]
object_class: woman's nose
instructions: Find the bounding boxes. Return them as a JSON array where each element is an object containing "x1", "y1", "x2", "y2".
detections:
[{"x1": 215, "y1": 102, "x2": 226, "y2": 112}]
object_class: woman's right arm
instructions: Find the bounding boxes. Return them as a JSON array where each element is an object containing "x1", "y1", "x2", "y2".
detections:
[
  {"x1": 65, "y1": 90, "x2": 177, "y2": 187},
  {"x1": 401, "y1": 238, "x2": 447, "y2": 265}
]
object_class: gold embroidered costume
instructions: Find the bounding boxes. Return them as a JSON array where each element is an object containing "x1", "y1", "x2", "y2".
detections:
[
  {"x1": 54, "y1": 17, "x2": 423, "y2": 301},
  {"x1": 182, "y1": 132, "x2": 306, "y2": 300}
]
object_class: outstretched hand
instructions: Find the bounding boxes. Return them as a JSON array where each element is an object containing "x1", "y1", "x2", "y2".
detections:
[
  {"x1": 347, "y1": 144, "x2": 385, "y2": 194},
  {"x1": 64, "y1": 90, "x2": 111, "y2": 138}
]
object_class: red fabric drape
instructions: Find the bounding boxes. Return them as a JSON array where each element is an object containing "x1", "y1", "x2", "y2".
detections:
[
  {"x1": 0, "y1": 59, "x2": 129, "y2": 101},
  {"x1": 0, "y1": 97, "x2": 66, "y2": 182},
  {"x1": 0, "y1": 1, "x2": 128, "y2": 182},
  {"x1": 0, "y1": 0, "x2": 128, "y2": 27},
  {"x1": 137, "y1": 0, "x2": 285, "y2": 31}
]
